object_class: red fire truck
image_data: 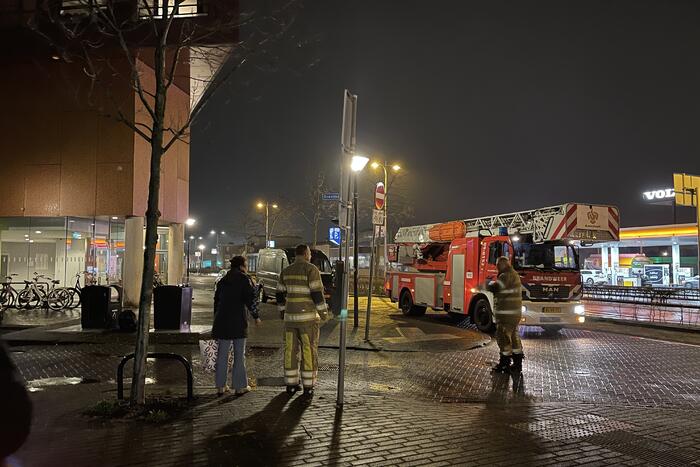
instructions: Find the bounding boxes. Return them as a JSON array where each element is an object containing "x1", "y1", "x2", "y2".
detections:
[{"x1": 386, "y1": 203, "x2": 620, "y2": 333}]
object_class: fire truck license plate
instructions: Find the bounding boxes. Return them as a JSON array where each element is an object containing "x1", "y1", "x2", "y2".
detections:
[{"x1": 542, "y1": 307, "x2": 561, "y2": 314}]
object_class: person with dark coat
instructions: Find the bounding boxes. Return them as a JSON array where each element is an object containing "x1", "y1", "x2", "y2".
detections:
[{"x1": 212, "y1": 256, "x2": 261, "y2": 395}]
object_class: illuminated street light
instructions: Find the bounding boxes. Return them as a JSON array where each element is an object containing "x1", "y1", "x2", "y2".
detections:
[
  {"x1": 210, "y1": 230, "x2": 216, "y2": 235},
  {"x1": 351, "y1": 154, "x2": 370, "y2": 172},
  {"x1": 257, "y1": 201, "x2": 280, "y2": 247},
  {"x1": 391, "y1": 164, "x2": 401, "y2": 172},
  {"x1": 184, "y1": 218, "x2": 197, "y2": 283}
]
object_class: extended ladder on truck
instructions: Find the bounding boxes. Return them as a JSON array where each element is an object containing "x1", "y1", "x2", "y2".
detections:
[{"x1": 395, "y1": 203, "x2": 620, "y2": 246}]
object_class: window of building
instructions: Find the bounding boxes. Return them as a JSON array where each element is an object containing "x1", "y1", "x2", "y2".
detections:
[{"x1": 139, "y1": 0, "x2": 204, "y2": 19}]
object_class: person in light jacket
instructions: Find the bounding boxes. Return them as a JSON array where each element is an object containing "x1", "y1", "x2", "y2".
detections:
[{"x1": 212, "y1": 256, "x2": 261, "y2": 395}]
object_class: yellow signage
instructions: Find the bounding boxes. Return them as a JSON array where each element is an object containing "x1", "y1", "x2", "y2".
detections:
[{"x1": 673, "y1": 173, "x2": 700, "y2": 207}]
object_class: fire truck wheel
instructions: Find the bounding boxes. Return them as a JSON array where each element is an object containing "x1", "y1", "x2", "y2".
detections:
[
  {"x1": 472, "y1": 298, "x2": 495, "y2": 333},
  {"x1": 399, "y1": 290, "x2": 426, "y2": 316}
]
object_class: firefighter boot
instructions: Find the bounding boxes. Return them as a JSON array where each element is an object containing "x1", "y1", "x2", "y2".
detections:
[
  {"x1": 510, "y1": 354, "x2": 524, "y2": 373},
  {"x1": 492, "y1": 355, "x2": 511, "y2": 373},
  {"x1": 303, "y1": 387, "x2": 315, "y2": 398},
  {"x1": 286, "y1": 385, "x2": 302, "y2": 396}
]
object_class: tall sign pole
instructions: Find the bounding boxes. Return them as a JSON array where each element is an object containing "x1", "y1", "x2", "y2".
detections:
[
  {"x1": 353, "y1": 175, "x2": 360, "y2": 328},
  {"x1": 337, "y1": 90, "x2": 357, "y2": 407},
  {"x1": 382, "y1": 161, "x2": 389, "y2": 277},
  {"x1": 365, "y1": 182, "x2": 385, "y2": 341}
]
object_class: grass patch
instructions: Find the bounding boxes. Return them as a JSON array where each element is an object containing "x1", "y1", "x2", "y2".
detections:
[
  {"x1": 83, "y1": 397, "x2": 190, "y2": 423},
  {"x1": 84, "y1": 400, "x2": 129, "y2": 418}
]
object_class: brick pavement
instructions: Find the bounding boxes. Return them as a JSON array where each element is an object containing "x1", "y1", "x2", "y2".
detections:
[
  {"x1": 10, "y1": 326, "x2": 700, "y2": 408},
  {"x1": 14, "y1": 384, "x2": 700, "y2": 467},
  {"x1": 7, "y1": 275, "x2": 700, "y2": 466}
]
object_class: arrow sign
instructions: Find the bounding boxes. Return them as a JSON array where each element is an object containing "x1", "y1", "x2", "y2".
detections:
[{"x1": 374, "y1": 182, "x2": 385, "y2": 210}]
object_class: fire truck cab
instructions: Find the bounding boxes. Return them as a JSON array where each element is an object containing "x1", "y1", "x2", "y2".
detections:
[{"x1": 387, "y1": 203, "x2": 620, "y2": 333}]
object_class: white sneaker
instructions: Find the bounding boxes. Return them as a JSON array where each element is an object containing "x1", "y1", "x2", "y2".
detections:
[{"x1": 235, "y1": 385, "x2": 252, "y2": 395}]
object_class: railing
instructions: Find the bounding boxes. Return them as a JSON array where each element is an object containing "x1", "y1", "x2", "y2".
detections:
[
  {"x1": 583, "y1": 285, "x2": 700, "y2": 328},
  {"x1": 117, "y1": 352, "x2": 194, "y2": 401},
  {"x1": 583, "y1": 285, "x2": 700, "y2": 307}
]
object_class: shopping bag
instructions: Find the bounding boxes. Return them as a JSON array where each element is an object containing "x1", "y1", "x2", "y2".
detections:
[{"x1": 199, "y1": 339, "x2": 234, "y2": 372}]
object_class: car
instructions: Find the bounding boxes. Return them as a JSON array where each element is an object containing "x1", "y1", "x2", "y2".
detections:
[
  {"x1": 580, "y1": 269, "x2": 607, "y2": 285},
  {"x1": 256, "y1": 248, "x2": 334, "y2": 304},
  {"x1": 683, "y1": 275, "x2": 699, "y2": 289}
]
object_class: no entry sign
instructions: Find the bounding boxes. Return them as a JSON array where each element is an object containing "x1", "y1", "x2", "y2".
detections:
[{"x1": 374, "y1": 182, "x2": 385, "y2": 210}]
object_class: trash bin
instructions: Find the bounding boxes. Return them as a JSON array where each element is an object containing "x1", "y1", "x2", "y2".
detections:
[
  {"x1": 153, "y1": 285, "x2": 192, "y2": 331},
  {"x1": 81, "y1": 285, "x2": 122, "y2": 329}
]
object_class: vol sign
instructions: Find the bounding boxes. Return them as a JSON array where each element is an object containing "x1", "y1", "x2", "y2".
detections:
[{"x1": 375, "y1": 182, "x2": 385, "y2": 210}]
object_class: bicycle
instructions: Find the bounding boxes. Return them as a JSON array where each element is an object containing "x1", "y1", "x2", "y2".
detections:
[
  {"x1": 62, "y1": 271, "x2": 97, "y2": 309},
  {"x1": 17, "y1": 273, "x2": 70, "y2": 311},
  {"x1": 0, "y1": 274, "x2": 20, "y2": 309}
]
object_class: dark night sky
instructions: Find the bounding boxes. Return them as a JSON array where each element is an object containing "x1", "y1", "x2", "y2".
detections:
[{"x1": 191, "y1": 0, "x2": 700, "y2": 243}]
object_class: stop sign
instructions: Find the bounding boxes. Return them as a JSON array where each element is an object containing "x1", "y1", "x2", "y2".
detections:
[{"x1": 374, "y1": 182, "x2": 385, "y2": 210}]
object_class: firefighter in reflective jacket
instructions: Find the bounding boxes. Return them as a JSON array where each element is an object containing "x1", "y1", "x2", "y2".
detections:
[
  {"x1": 487, "y1": 256, "x2": 524, "y2": 373},
  {"x1": 276, "y1": 244, "x2": 328, "y2": 396}
]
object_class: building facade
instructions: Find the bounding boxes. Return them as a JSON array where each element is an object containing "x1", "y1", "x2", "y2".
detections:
[{"x1": 0, "y1": 0, "x2": 240, "y2": 306}]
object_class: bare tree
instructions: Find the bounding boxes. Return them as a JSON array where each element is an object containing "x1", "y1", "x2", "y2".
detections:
[
  {"x1": 292, "y1": 171, "x2": 334, "y2": 247},
  {"x1": 228, "y1": 207, "x2": 265, "y2": 253},
  {"x1": 28, "y1": 0, "x2": 301, "y2": 404}
]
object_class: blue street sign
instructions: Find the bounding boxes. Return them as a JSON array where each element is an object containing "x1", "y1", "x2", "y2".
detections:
[
  {"x1": 322, "y1": 192, "x2": 341, "y2": 201},
  {"x1": 329, "y1": 227, "x2": 342, "y2": 245}
]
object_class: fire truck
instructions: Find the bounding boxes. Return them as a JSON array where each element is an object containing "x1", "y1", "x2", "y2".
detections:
[{"x1": 386, "y1": 203, "x2": 620, "y2": 333}]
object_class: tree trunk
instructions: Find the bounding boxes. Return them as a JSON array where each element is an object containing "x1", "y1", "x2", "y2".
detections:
[{"x1": 131, "y1": 45, "x2": 167, "y2": 405}]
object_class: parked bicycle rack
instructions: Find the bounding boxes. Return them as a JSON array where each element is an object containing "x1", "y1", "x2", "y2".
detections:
[{"x1": 116, "y1": 352, "x2": 194, "y2": 401}]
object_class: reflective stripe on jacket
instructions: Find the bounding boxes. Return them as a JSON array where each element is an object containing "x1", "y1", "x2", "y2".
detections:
[
  {"x1": 488, "y1": 267, "x2": 522, "y2": 316},
  {"x1": 276, "y1": 258, "x2": 328, "y2": 324}
]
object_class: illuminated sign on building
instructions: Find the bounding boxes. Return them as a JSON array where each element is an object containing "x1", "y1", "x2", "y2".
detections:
[{"x1": 642, "y1": 188, "x2": 675, "y2": 201}]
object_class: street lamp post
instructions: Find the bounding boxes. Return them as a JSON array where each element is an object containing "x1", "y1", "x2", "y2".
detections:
[
  {"x1": 371, "y1": 161, "x2": 400, "y2": 275},
  {"x1": 350, "y1": 155, "x2": 369, "y2": 328},
  {"x1": 185, "y1": 218, "x2": 196, "y2": 284},
  {"x1": 197, "y1": 244, "x2": 205, "y2": 274},
  {"x1": 209, "y1": 230, "x2": 225, "y2": 268},
  {"x1": 257, "y1": 201, "x2": 279, "y2": 247}
]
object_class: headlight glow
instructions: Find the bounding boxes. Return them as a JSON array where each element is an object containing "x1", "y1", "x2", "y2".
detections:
[{"x1": 574, "y1": 305, "x2": 585, "y2": 315}]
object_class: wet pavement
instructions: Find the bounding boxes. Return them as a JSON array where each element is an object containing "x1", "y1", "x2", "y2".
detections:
[
  {"x1": 6, "y1": 275, "x2": 700, "y2": 466},
  {"x1": 10, "y1": 324, "x2": 700, "y2": 408}
]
